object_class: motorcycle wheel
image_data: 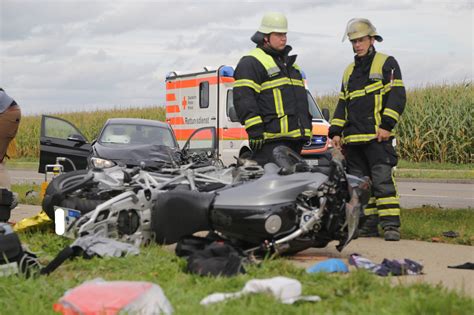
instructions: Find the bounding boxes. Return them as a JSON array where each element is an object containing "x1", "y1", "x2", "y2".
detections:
[{"x1": 42, "y1": 170, "x2": 103, "y2": 221}]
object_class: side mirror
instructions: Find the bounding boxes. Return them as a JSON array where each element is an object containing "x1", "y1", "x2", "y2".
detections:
[
  {"x1": 322, "y1": 108, "x2": 330, "y2": 122},
  {"x1": 228, "y1": 106, "x2": 239, "y2": 122},
  {"x1": 67, "y1": 134, "x2": 87, "y2": 143}
]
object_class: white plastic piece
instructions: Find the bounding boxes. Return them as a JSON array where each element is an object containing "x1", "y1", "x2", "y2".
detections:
[{"x1": 54, "y1": 208, "x2": 65, "y2": 235}]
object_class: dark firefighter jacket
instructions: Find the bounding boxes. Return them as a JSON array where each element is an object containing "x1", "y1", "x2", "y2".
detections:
[
  {"x1": 233, "y1": 46, "x2": 312, "y2": 142},
  {"x1": 328, "y1": 49, "x2": 406, "y2": 144}
]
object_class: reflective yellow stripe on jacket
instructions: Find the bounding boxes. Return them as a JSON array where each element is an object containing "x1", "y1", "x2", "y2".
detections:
[
  {"x1": 244, "y1": 116, "x2": 263, "y2": 129},
  {"x1": 261, "y1": 77, "x2": 304, "y2": 91},
  {"x1": 234, "y1": 79, "x2": 261, "y2": 93},
  {"x1": 246, "y1": 48, "x2": 308, "y2": 141},
  {"x1": 383, "y1": 108, "x2": 400, "y2": 122},
  {"x1": 264, "y1": 128, "x2": 312, "y2": 139},
  {"x1": 341, "y1": 52, "x2": 391, "y2": 143},
  {"x1": 331, "y1": 118, "x2": 346, "y2": 127}
]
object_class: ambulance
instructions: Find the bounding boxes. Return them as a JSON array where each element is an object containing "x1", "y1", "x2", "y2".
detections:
[{"x1": 165, "y1": 65, "x2": 330, "y2": 166}]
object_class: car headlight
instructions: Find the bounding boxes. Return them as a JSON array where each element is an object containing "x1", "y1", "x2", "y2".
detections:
[{"x1": 90, "y1": 157, "x2": 116, "y2": 169}]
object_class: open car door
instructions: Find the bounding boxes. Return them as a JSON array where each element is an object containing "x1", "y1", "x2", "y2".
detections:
[
  {"x1": 39, "y1": 115, "x2": 91, "y2": 173},
  {"x1": 181, "y1": 127, "x2": 218, "y2": 162}
]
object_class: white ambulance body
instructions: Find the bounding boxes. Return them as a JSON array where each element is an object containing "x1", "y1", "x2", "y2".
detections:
[{"x1": 165, "y1": 66, "x2": 330, "y2": 166}]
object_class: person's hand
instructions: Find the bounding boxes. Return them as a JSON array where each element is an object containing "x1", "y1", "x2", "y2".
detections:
[
  {"x1": 249, "y1": 137, "x2": 264, "y2": 151},
  {"x1": 376, "y1": 128, "x2": 391, "y2": 142},
  {"x1": 331, "y1": 136, "x2": 342, "y2": 150}
]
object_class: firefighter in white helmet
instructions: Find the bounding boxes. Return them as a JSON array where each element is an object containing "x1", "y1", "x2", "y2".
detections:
[
  {"x1": 233, "y1": 12, "x2": 312, "y2": 165},
  {"x1": 329, "y1": 18, "x2": 406, "y2": 241}
]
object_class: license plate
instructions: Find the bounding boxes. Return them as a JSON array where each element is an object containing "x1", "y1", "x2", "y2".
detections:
[
  {"x1": 54, "y1": 206, "x2": 81, "y2": 237},
  {"x1": 305, "y1": 159, "x2": 319, "y2": 166}
]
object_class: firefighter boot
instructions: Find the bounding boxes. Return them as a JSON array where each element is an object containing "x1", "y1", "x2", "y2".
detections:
[
  {"x1": 358, "y1": 215, "x2": 379, "y2": 237},
  {"x1": 383, "y1": 226, "x2": 400, "y2": 241}
]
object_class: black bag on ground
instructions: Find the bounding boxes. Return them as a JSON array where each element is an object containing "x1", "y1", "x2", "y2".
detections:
[
  {"x1": 176, "y1": 235, "x2": 246, "y2": 277},
  {"x1": 0, "y1": 188, "x2": 14, "y2": 222},
  {"x1": 0, "y1": 223, "x2": 41, "y2": 277}
]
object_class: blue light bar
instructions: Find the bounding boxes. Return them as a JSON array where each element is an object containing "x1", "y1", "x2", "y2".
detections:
[{"x1": 219, "y1": 66, "x2": 234, "y2": 77}]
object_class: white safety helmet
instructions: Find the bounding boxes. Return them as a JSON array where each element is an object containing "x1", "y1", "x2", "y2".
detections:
[
  {"x1": 257, "y1": 12, "x2": 288, "y2": 34},
  {"x1": 342, "y1": 18, "x2": 383, "y2": 42}
]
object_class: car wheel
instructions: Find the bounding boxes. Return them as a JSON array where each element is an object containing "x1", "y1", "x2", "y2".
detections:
[
  {"x1": 239, "y1": 150, "x2": 252, "y2": 160},
  {"x1": 42, "y1": 170, "x2": 102, "y2": 220}
]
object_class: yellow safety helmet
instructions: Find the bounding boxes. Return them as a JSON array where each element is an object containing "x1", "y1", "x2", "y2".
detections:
[
  {"x1": 257, "y1": 12, "x2": 288, "y2": 34},
  {"x1": 342, "y1": 18, "x2": 383, "y2": 42}
]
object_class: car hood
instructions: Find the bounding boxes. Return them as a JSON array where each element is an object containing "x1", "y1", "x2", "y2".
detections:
[{"x1": 92, "y1": 143, "x2": 181, "y2": 168}]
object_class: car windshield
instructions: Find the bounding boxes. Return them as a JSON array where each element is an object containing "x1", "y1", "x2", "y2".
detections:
[
  {"x1": 307, "y1": 91, "x2": 323, "y2": 120},
  {"x1": 99, "y1": 123, "x2": 177, "y2": 147}
]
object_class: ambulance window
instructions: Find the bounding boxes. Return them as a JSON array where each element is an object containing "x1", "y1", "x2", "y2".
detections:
[
  {"x1": 226, "y1": 90, "x2": 239, "y2": 122},
  {"x1": 199, "y1": 81, "x2": 209, "y2": 108}
]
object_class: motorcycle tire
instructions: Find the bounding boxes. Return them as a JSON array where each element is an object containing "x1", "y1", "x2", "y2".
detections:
[{"x1": 42, "y1": 170, "x2": 103, "y2": 221}]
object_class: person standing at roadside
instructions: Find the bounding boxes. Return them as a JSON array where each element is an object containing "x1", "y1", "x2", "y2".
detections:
[
  {"x1": 0, "y1": 88, "x2": 21, "y2": 189},
  {"x1": 233, "y1": 12, "x2": 312, "y2": 165},
  {"x1": 328, "y1": 19, "x2": 406, "y2": 241}
]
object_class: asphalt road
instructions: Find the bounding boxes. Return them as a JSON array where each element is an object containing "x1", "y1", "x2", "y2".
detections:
[
  {"x1": 397, "y1": 180, "x2": 473, "y2": 209},
  {"x1": 8, "y1": 169, "x2": 474, "y2": 209}
]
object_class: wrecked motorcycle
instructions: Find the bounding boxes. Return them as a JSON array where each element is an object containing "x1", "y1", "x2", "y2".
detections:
[{"x1": 52, "y1": 146, "x2": 370, "y2": 254}]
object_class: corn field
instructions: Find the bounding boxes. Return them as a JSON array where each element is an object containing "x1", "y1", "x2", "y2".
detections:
[
  {"x1": 315, "y1": 82, "x2": 473, "y2": 164},
  {"x1": 13, "y1": 83, "x2": 473, "y2": 164},
  {"x1": 397, "y1": 83, "x2": 473, "y2": 164}
]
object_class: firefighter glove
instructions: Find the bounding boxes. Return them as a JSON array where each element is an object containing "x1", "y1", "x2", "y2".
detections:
[{"x1": 249, "y1": 137, "x2": 264, "y2": 151}]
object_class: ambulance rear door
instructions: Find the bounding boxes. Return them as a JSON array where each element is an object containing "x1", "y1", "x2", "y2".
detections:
[{"x1": 217, "y1": 66, "x2": 248, "y2": 165}]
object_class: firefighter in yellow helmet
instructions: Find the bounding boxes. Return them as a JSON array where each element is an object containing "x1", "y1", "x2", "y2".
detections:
[
  {"x1": 233, "y1": 12, "x2": 312, "y2": 165},
  {"x1": 329, "y1": 18, "x2": 406, "y2": 241}
]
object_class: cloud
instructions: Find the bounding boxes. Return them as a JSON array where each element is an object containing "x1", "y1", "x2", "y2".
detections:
[
  {"x1": 0, "y1": 0, "x2": 109, "y2": 40},
  {"x1": 0, "y1": 0, "x2": 472, "y2": 115}
]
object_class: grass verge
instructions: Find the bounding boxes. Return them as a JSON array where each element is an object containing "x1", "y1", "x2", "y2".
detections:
[
  {"x1": 1, "y1": 232, "x2": 472, "y2": 315},
  {"x1": 401, "y1": 207, "x2": 474, "y2": 245},
  {"x1": 398, "y1": 159, "x2": 474, "y2": 170},
  {"x1": 5, "y1": 158, "x2": 38, "y2": 170},
  {"x1": 11, "y1": 183, "x2": 42, "y2": 206},
  {"x1": 394, "y1": 168, "x2": 474, "y2": 180}
]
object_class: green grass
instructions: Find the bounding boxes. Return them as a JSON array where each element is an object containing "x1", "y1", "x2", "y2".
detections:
[
  {"x1": 395, "y1": 159, "x2": 474, "y2": 180},
  {"x1": 11, "y1": 183, "x2": 42, "y2": 206},
  {"x1": 394, "y1": 168, "x2": 474, "y2": 180},
  {"x1": 398, "y1": 159, "x2": 474, "y2": 170},
  {"x1": 401, "y1": 207, "x2": 474, "y2": 245},
  {"x1": 5, "y1": 157, "x2": 38, "y2": 170},
  {"x1": 0, "y1": 232, "x2": 472, "y2": 315}
]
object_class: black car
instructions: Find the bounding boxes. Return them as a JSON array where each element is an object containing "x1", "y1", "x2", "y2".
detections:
[{"x1": 39, "y1": 115, "x2": 217, "y2": 173}]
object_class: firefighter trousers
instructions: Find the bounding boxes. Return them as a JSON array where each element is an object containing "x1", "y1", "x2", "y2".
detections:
[{"x1": 344, "y1": 140, "x2": 400, "y2": 228}]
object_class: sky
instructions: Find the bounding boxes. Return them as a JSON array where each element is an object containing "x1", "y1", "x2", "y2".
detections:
[{"x1": 1, "y1": 0, "x2": 472, "y2": 115}]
